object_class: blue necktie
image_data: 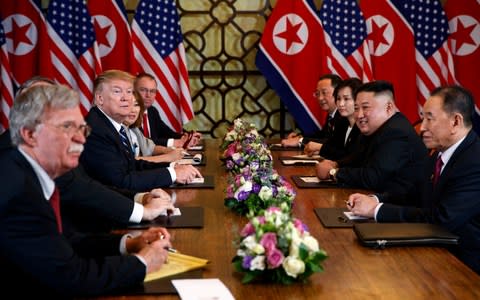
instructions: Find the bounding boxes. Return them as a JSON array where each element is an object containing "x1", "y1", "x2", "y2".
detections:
[{"x1": 119, "y1": 126, "x2": 132, "y2": 154}]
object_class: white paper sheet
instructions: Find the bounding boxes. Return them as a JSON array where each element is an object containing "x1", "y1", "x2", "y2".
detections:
[{"x1": 172, "y1": 278, "x2": 235, "y2": 300}]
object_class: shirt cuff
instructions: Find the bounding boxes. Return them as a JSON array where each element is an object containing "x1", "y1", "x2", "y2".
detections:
[
  {"x1": 129, "y1": 202, "x2": 144, "y2": 223},
  {"x1": 133, "y1": 192, "x2": 146, "y2": 203},
  {"x1": 168, "y1": 166, "x2": 176, "y2": 182},
  {"x1": 373, "y1": 203, "x2": 384, "y2": 222},
  {"x1": 121, "y1": 234, "x2": 132, "y2": 255},
  {"x1": 167, "y1": 138, "x2": 174, "y2": 147}
]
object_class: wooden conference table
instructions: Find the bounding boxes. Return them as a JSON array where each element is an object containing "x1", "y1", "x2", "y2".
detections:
[{"x1": 95, "y1": 139, "x2": 480, "y2": 300}]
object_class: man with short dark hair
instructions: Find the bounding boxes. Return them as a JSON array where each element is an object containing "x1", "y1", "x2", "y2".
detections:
[
  {"x1": 316, "y1": 80, "x2": 428, "y2": 201},
  {"x1": 281, "y1": 73, "x2": 343, "y2": 147},
  {"x1": 135, "y1": 72, "x2": 201, "y2": 148},
  {"x1": 348, "y1": 85, "x2": 480, "y2": 274}
]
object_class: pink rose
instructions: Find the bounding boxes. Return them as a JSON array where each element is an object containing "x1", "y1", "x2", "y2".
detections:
[
  {"x1": 293, "y1": 219, "x2": 305, "y2": 234},
  {"x1": 240, "y1": 222, "x2": 255, "y2": 237},
  {"x1": 267, "y1": 248, "x2": 284, "y2": 269},
  {"x1": 260, "y1": 232, "x2": 277, "y2": 252}
]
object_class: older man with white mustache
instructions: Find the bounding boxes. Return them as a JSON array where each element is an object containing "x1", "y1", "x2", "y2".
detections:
[{"x1": 0, "y1": 84, "x2": 172, "y2": 297}]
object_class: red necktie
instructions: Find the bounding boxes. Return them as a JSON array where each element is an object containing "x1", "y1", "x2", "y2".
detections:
[
  {"x1": 432, "y1": 155, "x2": 443, "y2": 186},
  {"x1": 142, "y1": 113, "x2": 150, "y2": 138},
  {"x1": 50, "y1": 187, "x2": 63, "y2": 233}
]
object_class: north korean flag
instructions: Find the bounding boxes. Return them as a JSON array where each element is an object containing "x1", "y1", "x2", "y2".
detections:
[
  {"x1": 361, "y1": 0, "x2": 419, "y2": 123},
  {"x1": 88, "y1": 0, "x2": 138, "y2": 73},
  {"x1": 445, "y1": 0, "x2": 480, "y2": 133},
  {"x1": 0, "y1": 0, "x2": 53, "y2": 87},
  {"x1": 256, "y1": 0, "x2": 329, "y2": 135}
]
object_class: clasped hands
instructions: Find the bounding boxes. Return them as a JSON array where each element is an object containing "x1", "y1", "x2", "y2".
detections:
[{"x1": 345, "y1": 193, "x2": 379, "y2": 218}]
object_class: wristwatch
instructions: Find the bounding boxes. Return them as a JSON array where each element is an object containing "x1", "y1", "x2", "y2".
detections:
[{"x1": 329, "y1": 168, "x2": 338, "y2": 181}]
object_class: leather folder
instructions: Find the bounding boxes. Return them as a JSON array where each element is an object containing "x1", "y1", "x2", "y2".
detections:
[
  {"x1": 314, "y1": 207, "x2": 371, "y2": 228},
  {"x1": 169, "y1": 175, "x2": 214, "y2": 189},
  {"x1": 291, "y1": 175, "x2": 338, "y2": 188},
  {"x1": 353, "y1": 223, "x2": 459, "y2": 248},
  {"x1": 124, "y1": 206, "x2": 204, "y2": 229}
]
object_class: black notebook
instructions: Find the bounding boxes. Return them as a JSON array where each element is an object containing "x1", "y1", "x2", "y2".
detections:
[
  {"x1": 353, "y1": 223, "x2": 459, "y2": 248},
  {"x1": 291, "y1": 175, "x2": 338, "y2": 188},
  {"x1": 314, "y1": 207, "x2": 372, "y2": 228},
  {"x1": 124, "y1": 207, "x2": 204, "y2": 229}
]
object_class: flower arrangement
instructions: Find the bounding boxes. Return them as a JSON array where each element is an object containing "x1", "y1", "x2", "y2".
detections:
[
  {"x1": 222, "y1": 138, "x2": 273, "y2": 174},
  {"x1": 232, "y1": 205, "x2": 328, "y2": 284},
  {"x1": 224, "y1": 167, "x2": 296, "y2": 216},
  {"x1": 220, "y1": 118, "x2": 261, "y2": 152}
]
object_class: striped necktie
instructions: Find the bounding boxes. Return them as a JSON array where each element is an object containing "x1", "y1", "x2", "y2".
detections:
[{"x1": 119, "y1": 126, "x2": 132, "y2": 154}]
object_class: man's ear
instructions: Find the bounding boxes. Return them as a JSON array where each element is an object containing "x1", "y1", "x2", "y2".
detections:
[
  {"x1": 20, "y1": 126, "x2": 38, "y2": 147},
  {"x1": 453, "y1": 113, "x2": 463, "y2": 128}
]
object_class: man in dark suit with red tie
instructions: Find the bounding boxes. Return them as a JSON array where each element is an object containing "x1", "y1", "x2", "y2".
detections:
[
  {"x1": 0, "y1": 84, "x2": 172, "y2": 297},
  {"x1": 134, "y1": 72, "x2": 201, "y2": 148},
  {"x1": 347, "y1": 85, "x2": 480, "y2": 274}
]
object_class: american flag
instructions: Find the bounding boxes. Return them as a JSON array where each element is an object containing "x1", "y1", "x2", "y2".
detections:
[
  {"x1": 392, "y1": 0, "x2": 456, "y2": 105},
  {"x1": 0, "y1": 20, "x2": 14, "y2": 133},
  {"x1": 319, "y1": 0, "x2": 373, "y2": 81},
  {"x1": 46, "y1": 0, "x2": 101, "y2": 115},
  {"x1": 131, "y1": 0, "x2": 193, "y2": 132}
]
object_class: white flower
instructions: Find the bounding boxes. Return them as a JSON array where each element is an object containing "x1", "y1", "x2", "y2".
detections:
[
  {"x1": 302, "y1": 235, "x2": 319, "y2": 253},
  {"x1": 258, "y1": 186, "x2": 273, "y2": 201},
  {"x1": 237, "y1": 249, "x2": 247, "y2": 256},
  {"x1": 242, "y1": 235, "x2": 257, "y2": 250},
  {"x1": 250, "y1": 255, "x2": 266, "y2": 271},
  {"x1": 282, "y1": 256, "x2": 305, "y2": 278},
  {"x1": 225, "y1": 130, "x2": 237, "y2": 141},
  {"x1": 232, "y1": 152, "x2": 242, "y2": 161},
  {"x1": 252, "y1": 244, "x2": 265, "y2": 255},
  {"x1": 234, "y1": 180, "x2": 252, "y2": 199}
]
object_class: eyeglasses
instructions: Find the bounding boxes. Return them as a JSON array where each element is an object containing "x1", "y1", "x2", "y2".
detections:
[
  {"x1": 43, "y1": 122, "x2": 92, "y2": 138},
  {"x1": 138, "y1": 87, "x2": 157, "y2": 95},
  {"x1": 313, "y1": 90, "x2": 329, "y2": 97}
]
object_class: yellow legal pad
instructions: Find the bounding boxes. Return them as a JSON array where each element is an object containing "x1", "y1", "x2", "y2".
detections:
[{"x1": 144, "y1": 252, "x2": 209, "y2": 282}]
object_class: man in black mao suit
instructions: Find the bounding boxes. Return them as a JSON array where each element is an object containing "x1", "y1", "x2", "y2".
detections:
[
  {"x1": 348, "y1": 85, "x2": 480, "y2": 274},
  {"x1": 316, "y1": 81, "x2": 428, "y2": 202},
  {"x1": 281, "y1": 74, "x2": 343, "y2": 147},
  {"x1": 0, "y1": 84, "x2": 171, "y2": 297},
  {"x1": 81, "y1": 70, "x2": 201, "y2": 192}
]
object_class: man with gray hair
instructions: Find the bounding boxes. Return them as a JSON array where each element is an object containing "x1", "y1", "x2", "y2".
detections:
[{"x1": 0, "y1": 84, "x2": 171, "y2": 297}]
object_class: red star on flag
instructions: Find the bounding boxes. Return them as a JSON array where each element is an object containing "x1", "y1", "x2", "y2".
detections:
[
  {"x1": 93, "y1": 18, "x2": 112, "y2": 48},
  {"x1": 5, "y1": 19, "x2": 32, "y2": 51},
  {"x1": 450, "y1": 19, "x2": 477, "y2": 53},
  {"x1": 275, "y1": 18, "x2": 303, "y2": 52},
  {"x1": 367, "y1": 21, "x2": 390, "y2": 53}
]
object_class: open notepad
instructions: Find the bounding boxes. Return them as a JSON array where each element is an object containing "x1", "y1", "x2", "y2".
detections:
[{"x1": 145, "y1": 252, "x2": 209, "y2": 282}]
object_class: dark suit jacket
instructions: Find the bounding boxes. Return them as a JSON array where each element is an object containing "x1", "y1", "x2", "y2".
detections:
[
  {"x1": 81, "y1": 106, "x2": 172, "y2": 192},
  {"x1": 146, "y1": 106, "x2": 182, "y2": 146},
  {"x1": 303, "y1": 110, "x2": 343, "y2": 144},
  {"x1": 336, "y1": 112, "x2": 428, "y2": 202},
  {"x1": 377, "y1": 130, "x2": 480, "y2": 274},
  {"x1": 0, "y1": 130, "x2": 137, "y2": 233},
  {"x1": 0, "y1": 149, "x2": 145, "y2": 297},
  {"x1": 320, "y1": 117, "x2": 361, "y2": 160}
]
